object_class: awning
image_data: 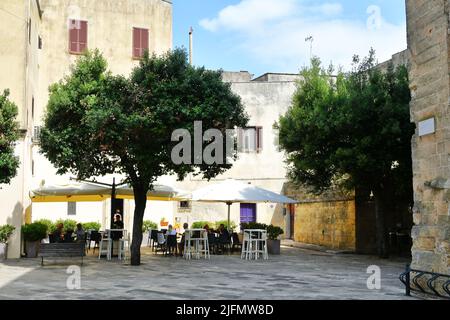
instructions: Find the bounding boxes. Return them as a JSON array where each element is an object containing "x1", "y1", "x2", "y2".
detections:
[{"x1": 30, "y1": 181, "x2": 191, "y2": 203}]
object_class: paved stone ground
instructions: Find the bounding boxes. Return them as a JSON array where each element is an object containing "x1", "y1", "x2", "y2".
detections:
[{"x1": 0, "y1": 246, "x2": 416, "y2": 300}]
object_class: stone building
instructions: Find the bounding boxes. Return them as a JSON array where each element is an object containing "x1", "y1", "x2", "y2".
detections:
[
  {"x1": 0, "y1": 0, "x2": 173, "y2": 258},
  {"x1": 406, "y1": 0, "x2": 450, "y2": 274}
]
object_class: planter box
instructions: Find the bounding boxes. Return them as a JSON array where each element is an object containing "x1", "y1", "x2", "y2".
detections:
[
  {"x1": 267, "y1": 239, "x2": 281, "y2": 255},
  {"x1": 25, "y1": 241, "x2": 40, "y2": 258},
  {"x1": 0, "y1": 243, "x2": 7, "y2": 260}
]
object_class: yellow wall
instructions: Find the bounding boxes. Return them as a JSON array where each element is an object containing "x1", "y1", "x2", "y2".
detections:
[{"x1": 295, "y1": 200, "x2": 356, "y2": 251}]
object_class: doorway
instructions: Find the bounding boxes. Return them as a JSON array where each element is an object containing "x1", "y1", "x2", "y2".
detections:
[
  {"x1": 240, "y1": 203, "x2": 257, "y2": 223},
  {"x1": 111, "y1": 198, "x2": 124, "y2": 229}
]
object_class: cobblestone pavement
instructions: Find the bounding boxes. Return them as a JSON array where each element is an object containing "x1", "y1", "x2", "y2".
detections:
[{"x1": 0, "y1": 246, "x2": 416, "y2": 300}]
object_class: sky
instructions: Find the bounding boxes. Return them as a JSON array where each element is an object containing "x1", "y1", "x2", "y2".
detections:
[{"x1": 173, "y1": 0, "x2": 407, "y2": 77}]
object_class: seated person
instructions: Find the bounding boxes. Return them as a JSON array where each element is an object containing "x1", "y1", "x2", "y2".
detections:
[
  {"x1": 112, "y1": 213, "x2": 124, "y2": 240},
  {"x1": 75, "y1": 223, "x2": 85, "y2": 242},
  {"x1": 203, "y1": 224, "x2": 213, "y2": 234},
  {"x1": 52, "y1": 223, "x2": 65, "y2": 243},
  {"x1": 218, "y1": 224, "x2": 230, "y2": 239},
  {"x1": 178, "y1": 223, "x2": 189, "y2": 255},
  {"x1": 167, "y1": 224, "x2": 177, "y2": 236}
]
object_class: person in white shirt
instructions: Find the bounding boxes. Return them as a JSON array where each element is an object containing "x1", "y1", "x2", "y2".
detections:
[{"x1": 167, "y1": 224, "x2": 177, "y2": 236}]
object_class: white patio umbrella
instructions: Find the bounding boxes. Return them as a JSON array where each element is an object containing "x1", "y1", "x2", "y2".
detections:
[
  {"x1": 191, "y1": 179, "x2": 298, "y2": 230},
  {"x1": 30, "y1": 181, "x2": 190, "y2": 202}
]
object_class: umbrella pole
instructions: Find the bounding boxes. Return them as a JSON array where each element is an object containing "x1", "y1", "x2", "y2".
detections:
[{"x1": 226, "y1": 202, "x2": 232, "y2": 232}]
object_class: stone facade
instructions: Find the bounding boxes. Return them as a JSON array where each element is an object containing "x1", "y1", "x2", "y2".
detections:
[{"x1": 406, "y1": 0, "x2": 450, "y2": 274}]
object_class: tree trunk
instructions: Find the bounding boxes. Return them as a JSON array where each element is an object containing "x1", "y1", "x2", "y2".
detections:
[
  {"x1": 130, "y1": 185, "x2": 147, "y2": 266},
  {"x1": 373, "y1": 189, "x2": 389, "y2": 258}
]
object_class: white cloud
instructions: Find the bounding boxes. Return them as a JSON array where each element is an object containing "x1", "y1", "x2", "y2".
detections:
[
  {"x1": 199, "y1": 0, "x2": 406, "y2": 72},
  {"x1": 199, "y1": 0, "x2": 298, "y2": 33}
]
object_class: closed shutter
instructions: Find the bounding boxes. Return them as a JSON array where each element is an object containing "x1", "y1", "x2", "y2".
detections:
[
  {"x1": 69, "y1": 20, "x2": 87, "y2": 54},
  {"x1": 133, "y1": 28, "x2": 149, "y2": 58},
  {"x1": 141, "y1": 28, "x2": 149, "y2": 56},
  {"x1": 79, "y1": 21, "x2": 88, "y2": 52},
  {"x1": 69, "y1": 20, "x2": 78, "y2": 52},
  {"x1": 133, "y1": 28, "x2": 141, "y2": 58}
]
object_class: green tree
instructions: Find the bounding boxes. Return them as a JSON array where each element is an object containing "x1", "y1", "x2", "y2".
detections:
[
  {"x1": 40, "y1": 49, "x2": 248, "y2": 265},
  {"x1": 279, "y1": 51, "x2": 415, "y2": 257},
  {"x1": 0, "y1": 90, "x2": 20, "y2": 184}
]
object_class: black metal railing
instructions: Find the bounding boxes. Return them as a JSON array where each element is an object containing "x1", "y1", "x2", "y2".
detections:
[{"x1": 400, "y1": 264, "x2": 450, "y2": 299}]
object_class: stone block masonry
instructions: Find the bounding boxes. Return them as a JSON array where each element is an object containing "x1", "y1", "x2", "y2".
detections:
[{"x1": 406, "y1": 0, "x2": 450, "y2": 274}]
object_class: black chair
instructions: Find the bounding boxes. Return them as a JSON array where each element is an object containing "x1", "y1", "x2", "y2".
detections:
[
  {"x1": 64, "y1": 231, "x2": 74, "y2": 243},
  {"x1": 89, "y1": 231, "x2": 101, "y2": 253},
  {"x1": 150, "y1": 229, "x2": 158, "y2": 251},
  {"x1": 231, "y1": 233, "x2": 242, "y2": 253},
  {"x1": 48, "y1": 233, "x2": 56, "y2": 244},
  {"x1": 218, "y1": 233, "x2": 232, "y2": 255},
  {"x1": 208, "y1": 233, "x2": 218, "y2": 254},
  {"x1": 165, "y1": 235, "x2": 178, "y2": 256}
]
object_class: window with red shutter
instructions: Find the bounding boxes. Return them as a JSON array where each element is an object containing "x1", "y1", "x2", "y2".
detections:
[
  {"x1": 133, "y1": 27, "x2": 149, "y2": 59},
  {"x1": 69, "y1": 20, "x2": 88, "y2": 54}
]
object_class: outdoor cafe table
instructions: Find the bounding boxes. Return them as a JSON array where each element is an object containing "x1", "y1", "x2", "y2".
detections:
[
  {"x1": 184, "y1": 229, "x2": 209, "y2": 260},
  {"x1": 242, "y1": 229, "x2": 268, "y2": 260}
]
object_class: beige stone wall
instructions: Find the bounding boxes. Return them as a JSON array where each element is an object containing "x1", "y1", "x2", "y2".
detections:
[
  {"x1": 294, "y1": 200, "x2": 356, "y2": 251},
  {"x1": 406, "y1": 0, "x2": 450, "y2": 274},
  {"x1": 0, "y1": 0, "x2": 41, "y2": 259}
]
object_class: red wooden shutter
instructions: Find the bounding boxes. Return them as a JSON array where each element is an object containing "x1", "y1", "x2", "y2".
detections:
[
  {"x1": 69, "y1": 20, "x2": 78, "y2": 52},
  {"x1": 79, "y1": 21, "x2": 88, "y2": 52},
  {"x1": 141, "y1": 28, "x2": 149, "y2": 56},
  {"x1": 133, "y1": 28, "x2": 141, "y2": 58}
]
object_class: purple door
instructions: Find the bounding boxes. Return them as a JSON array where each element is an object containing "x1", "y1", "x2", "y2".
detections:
[{"x1": 240, "y1": 203, "x2": 257, "y2": 223}]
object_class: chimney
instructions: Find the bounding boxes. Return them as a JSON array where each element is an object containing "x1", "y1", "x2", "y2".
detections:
[{"x1": 189, "y1": 27, "x2": 193, "y2": 65}]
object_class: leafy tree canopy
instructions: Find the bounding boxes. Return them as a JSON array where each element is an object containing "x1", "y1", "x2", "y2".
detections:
[
  {"x1": 279, "y1": 50, "x2": 414, "y2": 198},
  {"x1": 0, "y1": 89, "x2": 19, "y2": 185},
  {"x1": 40, "y1": 48, "x2": 249, "y2": 265}
]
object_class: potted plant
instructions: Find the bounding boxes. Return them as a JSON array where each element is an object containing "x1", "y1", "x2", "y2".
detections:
[
  {"x1": 0, "y1": 225, "x2": 15, "y2": 260},
  {"x1": 160, "y1": 217, "x2": 169, "y2": 228},
  {"x1": 22, "y1": 222, "x2": 48, "y2": 258},
  {"x1": 266, "y1": 225, "x2": 284, "y2": 255}
]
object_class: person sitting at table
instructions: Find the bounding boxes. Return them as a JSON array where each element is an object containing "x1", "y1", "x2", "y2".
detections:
[
  {"x1": 52, "y1": 223, "x2": 65, "y2": 243},
  {"x1": 217, "y1": 224, "x2": 231, "y2": 254},
  {"x1": 75, "y1": 223, "x2": 85, "y2": 243},
  {"x1": 167, "y1": 224, "x2": 177, "y2": 236},
  {"x1": 178, "y1": 223, "x2": 189, "y2": 256},
  {"x1": 203, "y1": 224, "x2": 213, "y2": 234},
  {"x1": 111, "y1": 213, "x2": 124, "y2": 240}
]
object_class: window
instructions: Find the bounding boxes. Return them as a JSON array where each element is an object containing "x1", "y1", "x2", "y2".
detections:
[
  {"x1": 237, "y1": 127, "x2": 263, "y2": 153},
  {"x1": 178, "y1": 201, "x2": 192, "y2": 212},
  {"x1": 69, "y1": 20, "x2": 88, "y2": 54},
  {"x1": 33, "y1": 126, "x2": 41, "y2": 143},
  {"x1": 67, "y1": 202, "x2": 76, "y2": 216},
  {"x1": 132, "y1": 27, "x2": 149, "y2": 59},
  {"x1": 38, "y1": 36, "x2": 42, "y2": 49}
]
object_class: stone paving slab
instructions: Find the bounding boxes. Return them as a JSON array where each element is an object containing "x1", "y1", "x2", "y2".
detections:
[{"x1": 0, "y1": 246, "x2": 417, "y2": 300}]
